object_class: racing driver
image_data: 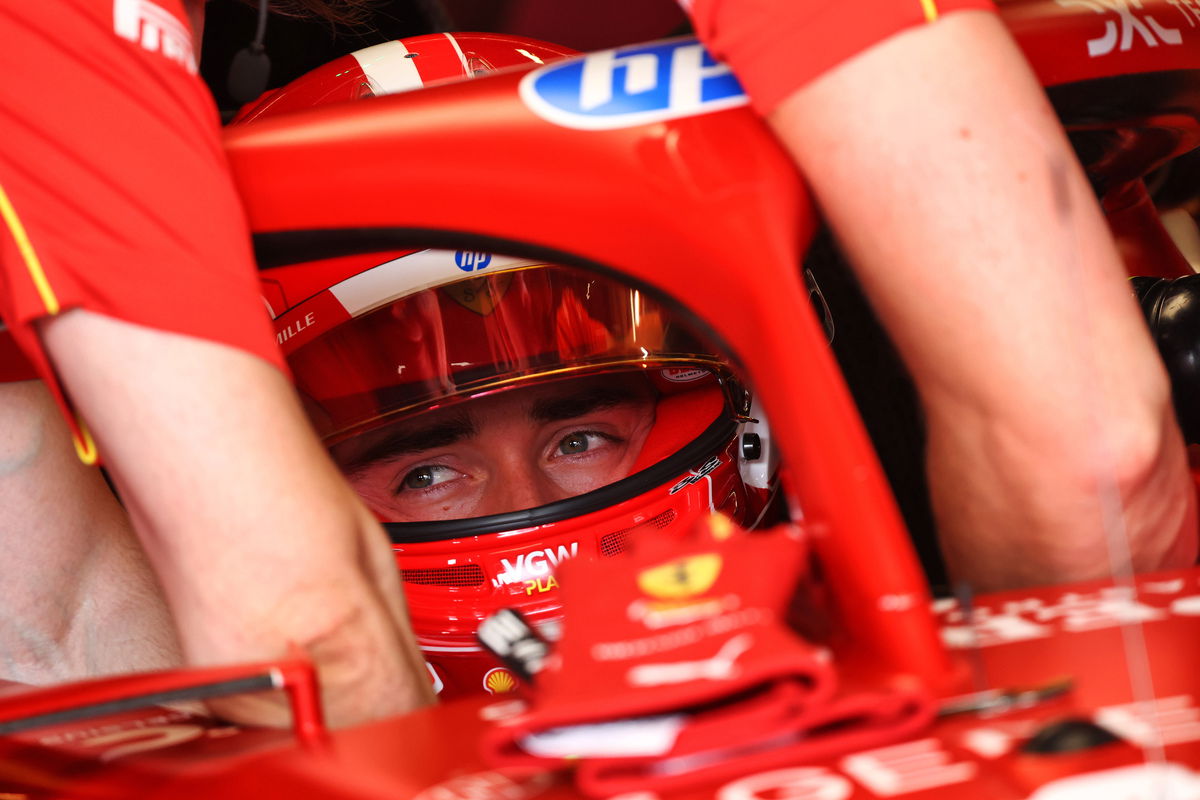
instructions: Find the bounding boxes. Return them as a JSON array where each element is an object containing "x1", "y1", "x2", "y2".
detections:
[{"x1": 268, "y1": 253, "x2": 781, "y2": 697}]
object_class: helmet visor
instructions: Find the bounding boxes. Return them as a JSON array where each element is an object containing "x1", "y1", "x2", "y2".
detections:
[{"x1": 286, "y1": 263, "x2": 728, "y2": 444}]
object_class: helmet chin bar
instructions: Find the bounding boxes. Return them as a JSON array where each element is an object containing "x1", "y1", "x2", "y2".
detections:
[{"x1": 383, "y1": 413, "x2": 737, "y2": 544}]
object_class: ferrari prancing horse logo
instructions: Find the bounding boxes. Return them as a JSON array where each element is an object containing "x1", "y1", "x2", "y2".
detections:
[
  {"x1": 443, "y1": 273, "x2": 513, "y2": 315},
  {"x1": 636, "y1": 553, "x2": 722, "y2": 600}
]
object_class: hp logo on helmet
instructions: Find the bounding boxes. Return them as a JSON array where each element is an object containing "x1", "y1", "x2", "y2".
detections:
[
  {"x1": 519, "y1": 37, "x2": 748, "y2": 130},
  {"x1": 455, "y1": 250, "x2": 493, "y2": 272}
]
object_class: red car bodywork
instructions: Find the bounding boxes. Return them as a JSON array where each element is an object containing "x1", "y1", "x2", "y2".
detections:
[{"x1": 3, "y1": 1, "x2": 1200, "y2": 796}]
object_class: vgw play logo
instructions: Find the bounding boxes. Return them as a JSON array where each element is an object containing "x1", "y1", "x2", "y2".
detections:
[{"x1": 519, "y1": 37, "x2": 747, "y2": 130}]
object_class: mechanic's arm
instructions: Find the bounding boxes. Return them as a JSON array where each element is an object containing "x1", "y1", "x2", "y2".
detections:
[
  {"x1": 39, "y1": 312, "x2": 434, "y2": 726},
  {"x1": 0, "y1": 381, "x2": 180, "y2": 683},
  {"x1": 766, "y1": 11, "x2": 1195, "y2": 590}
]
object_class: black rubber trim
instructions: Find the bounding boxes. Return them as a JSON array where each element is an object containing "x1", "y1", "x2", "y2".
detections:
[
  {"x1": 254, "y1": 228, "x2": 607, "y2": 272},
  {"x1": 384, "y1": 413, "x2": 737, "y2": 544},
  {"x1": 0, "y1": 674, "x2": 276, "y2": 735}
]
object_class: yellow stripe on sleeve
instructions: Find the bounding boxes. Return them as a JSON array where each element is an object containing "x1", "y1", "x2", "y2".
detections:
[
  {"x1": 0, "y1": 183, "x2": 99, "y2": 464},
  {"x1": 0, "y1": 182, "x2": 60, "y2": 315},
  {"x1": 72, "y1": 414, "x2": 99, "y2": 466},
  {"x1": 920, "y1": 0, "x2": 939, "y2": 21}
]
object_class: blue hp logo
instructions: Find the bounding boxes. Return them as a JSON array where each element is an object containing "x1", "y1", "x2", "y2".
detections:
[
  {"x1": 455, "y1": 250, "x2": 492, "y2": 272},
  {"x1": 519, "y1": 37, "x2": 747, "y2": 130}
]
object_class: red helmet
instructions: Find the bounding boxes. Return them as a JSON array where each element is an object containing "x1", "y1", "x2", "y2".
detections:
[
  {"x1": 246, "y1": 35, "x2": 780, "y2": 699},
  {"x1": 270, "y1": 252, "x2": 780, "y2": 699}
]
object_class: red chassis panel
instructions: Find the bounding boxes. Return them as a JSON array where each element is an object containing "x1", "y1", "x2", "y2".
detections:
[
  {"x1": 3, "y1": 0, "x2": 1200, "y2": 797},
  {"x1": 2, "y1": 569, "x2": 1200, "y2": 798}
]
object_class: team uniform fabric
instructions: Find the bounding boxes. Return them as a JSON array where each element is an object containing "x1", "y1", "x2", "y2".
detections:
[
  {"x1": 686, "y1": 0, "x2": 998, "y2": 113},
  {"x1": 0, "y1": 0, "x2": 284, "y2": 430}
]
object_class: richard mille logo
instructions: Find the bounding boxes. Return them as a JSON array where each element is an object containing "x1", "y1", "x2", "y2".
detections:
[{"x1": 113, "y1": 0, "x2": 197, "y2": 73}]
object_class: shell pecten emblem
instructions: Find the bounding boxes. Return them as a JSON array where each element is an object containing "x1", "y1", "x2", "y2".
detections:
[
  {"x1": 483, "y1": 667, "x2": 519, "y2": 695},
  {"x1": 636, "y1": 553, "x2": 723, "y2": 600}
]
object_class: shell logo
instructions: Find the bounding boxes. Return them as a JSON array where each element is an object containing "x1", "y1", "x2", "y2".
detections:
[{"x1": 483, "y1": 667, "x2": 519, "y2": 695}]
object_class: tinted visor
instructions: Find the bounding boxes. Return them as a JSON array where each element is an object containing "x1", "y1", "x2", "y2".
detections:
[{"x1": 287, "y1": 264, "x2": 728, "y2": 444}]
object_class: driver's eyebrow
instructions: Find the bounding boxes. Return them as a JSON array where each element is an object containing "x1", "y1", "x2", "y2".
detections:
[
  {"x1": 341, "y1": 411, "x2": 476, "y2": 473},
  {"x1": 529, "y1": 386, "x2": 634, "y2": 423}
]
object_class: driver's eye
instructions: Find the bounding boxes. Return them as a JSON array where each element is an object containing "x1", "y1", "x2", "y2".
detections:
[
  {"x1": 401, "y1": 465, "x2": 453, "y2": 490},
  {"x1": 558, "y1": 432, "x2": 591, "y2": 455},
  {"x1": 403, "y1": 467, "x2": 436, "y2": 489}
]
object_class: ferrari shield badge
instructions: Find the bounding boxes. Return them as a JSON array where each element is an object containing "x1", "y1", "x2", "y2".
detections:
[
  {"x1": 637, "y1": 554, "x2": 723, "y2": 600},
  {"x1": 443, "y1": 273, "x2": 513, "y2": 315}
]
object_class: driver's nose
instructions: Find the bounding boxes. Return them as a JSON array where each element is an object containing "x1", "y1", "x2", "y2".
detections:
[{"x1": 481, "y1": 463, "x2": 562, "y2": 516}]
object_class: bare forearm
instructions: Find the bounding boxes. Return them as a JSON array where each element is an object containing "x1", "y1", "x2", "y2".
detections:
[
  {"x1": 40, "y1": 311, "x2": 433, "y2": 724},
  {"x1": 143, "y1": 498, "x2": 432, "y2": 726},
  {"x1": 921, "y1": 383, "x2": 1193, "y2": 589},
  {"x1": 767, "y1": 12, "x2": 1195, "y2": 588}
]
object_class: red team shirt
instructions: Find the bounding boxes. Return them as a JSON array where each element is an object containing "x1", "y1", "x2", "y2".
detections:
[
  {"x1": 689, "y1": 0, "x2": 997, "y2": 113},
  {"x1": 0, "y1": 0, "x2": 283, "y2": 452},
  {"x1": 0, "y1": 0, "x2": 995, "y2": 448}
]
